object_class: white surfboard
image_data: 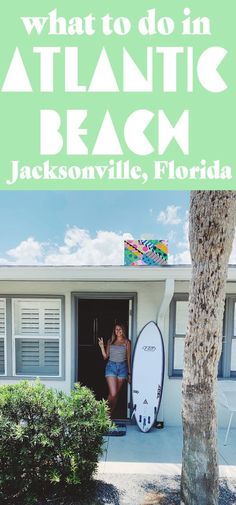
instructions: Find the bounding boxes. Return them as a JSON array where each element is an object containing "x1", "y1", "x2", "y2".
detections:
[{"x1": 132, "y1": 321, "x2": 165, "y2": 433}]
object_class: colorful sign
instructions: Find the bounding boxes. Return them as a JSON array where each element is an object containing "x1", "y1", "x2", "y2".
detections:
[{"x1": 124, "y1": 240, "x2": 168, "y2": 266}]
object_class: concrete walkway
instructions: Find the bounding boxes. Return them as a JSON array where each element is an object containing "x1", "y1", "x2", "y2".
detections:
[{"x1": 98, "y1": 425, "x2": 236, "y2": 479}]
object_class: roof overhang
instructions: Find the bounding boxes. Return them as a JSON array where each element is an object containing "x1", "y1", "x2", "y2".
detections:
[
  {"x1": 0, "y1": 265, "x2": 235, "y2": 282},
  {"x1": 0, "y1": 265, "x2": 193, "y2": 282}
]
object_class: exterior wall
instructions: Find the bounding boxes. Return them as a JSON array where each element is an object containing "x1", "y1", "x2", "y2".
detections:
[
  {"x1": 0, "y1": 279, "x2": 165, "y2": 395},
  {"x1": 164, "y1": 279, "x2": 236, "y2": 429},
  {"x1": 0, "y1": 276, "x2": 235, "y2": 429},
  {"x1": 0, "y1": 282, "x2": 72, "y2": 393}
]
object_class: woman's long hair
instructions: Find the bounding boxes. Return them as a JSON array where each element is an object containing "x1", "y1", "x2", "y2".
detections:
[{"x1": 110, "y1": 322, "x2": 127, "y2": 344}]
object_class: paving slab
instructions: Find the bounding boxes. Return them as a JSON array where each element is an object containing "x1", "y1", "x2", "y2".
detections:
[{"x1": 98, "y1": 425, "x2": 236, "y2": 479}]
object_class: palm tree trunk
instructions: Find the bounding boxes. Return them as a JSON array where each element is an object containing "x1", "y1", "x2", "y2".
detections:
[{"x1": 181, "y1": 191, "x2": 236, "y2": 505}]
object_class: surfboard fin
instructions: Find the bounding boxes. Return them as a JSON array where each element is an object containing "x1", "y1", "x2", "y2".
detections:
[{"x1": 130, "y1": 404, "x2": 136, "y2": 419}]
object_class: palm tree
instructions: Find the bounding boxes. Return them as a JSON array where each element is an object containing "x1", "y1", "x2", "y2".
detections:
[{"x1": 181, "y1": 191, "x2": 236, "y2": 505}]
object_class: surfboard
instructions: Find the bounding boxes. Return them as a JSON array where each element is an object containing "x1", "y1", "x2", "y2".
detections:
[{"x1": 131, "y1": 321, "x2": 165, "y2": 433}]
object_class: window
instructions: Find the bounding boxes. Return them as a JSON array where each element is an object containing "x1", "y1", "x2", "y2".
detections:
[
  {"x1": 0, "y1": 299, "x2": 6, "y2": 375},
  {"x1": 231, "y1": 306, "x2": 236, "y2": 371},
  {"x1": 224, "y1": 297, "x2": 236, "y2": 378},
  {"x1": 169, "y1": 294, "x2": 188, "y2": 377},
  {"x1": 169, "y1": 294, "x2": 236, "y2": 379},
  {"x1": 13, "y1": 299, "x2": 62, "y2": 377}
]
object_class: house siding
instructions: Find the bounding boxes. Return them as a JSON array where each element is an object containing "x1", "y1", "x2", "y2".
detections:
[{"x1": 0, "y1": 270, "x2": 235, "y2": 428}]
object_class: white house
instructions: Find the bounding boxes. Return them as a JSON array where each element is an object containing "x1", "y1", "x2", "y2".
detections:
[{"x1": 0, "y1": 265, "x2": 235, "y2": 427}]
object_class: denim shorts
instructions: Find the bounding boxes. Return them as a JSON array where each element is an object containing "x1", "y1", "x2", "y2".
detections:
[{"x1": 105, "y1": 360, "x2": 128, "y2": 379}]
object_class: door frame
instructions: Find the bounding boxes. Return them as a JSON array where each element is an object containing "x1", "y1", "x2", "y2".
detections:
[{"x1": 71, "y1": 291, "x2": 137, "y2": 417}]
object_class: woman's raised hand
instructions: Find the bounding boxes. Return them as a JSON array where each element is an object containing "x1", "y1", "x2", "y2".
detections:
[{"x1": 98, "y1": 337, "x2": 104, "y2": 348}]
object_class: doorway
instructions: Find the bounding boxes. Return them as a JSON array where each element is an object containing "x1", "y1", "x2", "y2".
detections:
[{"x1": 76, "y1": 296, "x2": 134, "y2": 419}]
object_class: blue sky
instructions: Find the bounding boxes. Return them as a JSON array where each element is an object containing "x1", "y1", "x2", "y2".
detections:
[{"x1": 0, "y1": 191, "x2": 192, "y2": 264}]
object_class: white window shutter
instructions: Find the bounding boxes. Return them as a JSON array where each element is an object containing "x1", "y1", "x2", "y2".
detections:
[
  {"x1": 14, "y1": 299, "x2": 61, "y2": 338},
  {"x1": 43, "y1": 306, "x2": 61, "y2": 336},
  {"x1": 15, "y1": 339, "x2": 60, "y2": 375},
  {"x1": 175, "y1": 301, "x2": 188, "y2": 335},
  {"x1": 0, "y1": 299, "x2": 6, "y2": 374},
  {"x1": 0, "y1": 338, "x2": 5, "y2": 374},
  {"x1": 13, "y1": 299, "x2": 61, "y2": 376}
]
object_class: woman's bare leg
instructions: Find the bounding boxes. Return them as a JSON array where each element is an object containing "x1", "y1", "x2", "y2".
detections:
[
  {"x1": 117, "y1": 378, "x2": 126, "y2": 395},
  {"x1": 106, "y1": 376, "x2": 118, "y2": 415}
]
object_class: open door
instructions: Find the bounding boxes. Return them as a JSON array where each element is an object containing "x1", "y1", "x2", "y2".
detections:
[{"x1": 77, "y1": 298, "x2": 130, "y2": 419}]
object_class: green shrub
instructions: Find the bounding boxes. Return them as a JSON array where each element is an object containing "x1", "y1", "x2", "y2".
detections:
[{"x1": 0, "y1": 380, "x2": 110, "y2": 503}]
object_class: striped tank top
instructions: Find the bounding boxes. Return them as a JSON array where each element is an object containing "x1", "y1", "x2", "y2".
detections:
[{"x1": 109, "y1": 343, "x2": 127, "y2": 363}]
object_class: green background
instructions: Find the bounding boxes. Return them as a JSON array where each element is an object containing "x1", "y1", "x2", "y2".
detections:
[{"x1": 0, "y1": 0, "x2": 235, "y2": 190}]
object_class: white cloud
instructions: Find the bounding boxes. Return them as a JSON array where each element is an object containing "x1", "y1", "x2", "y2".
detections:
[
  {"x1": 4, "y1": 237, "x2": 44, "y2": 265},
  {"x1": 58, "y1": 228, "x2": 90, "y2": 255},
  {"x1": 1, "y1": 220, "x2": 236, "y2": 268},
  {"x1": 45, "y1": 229, "x2": 133, "y2": 266},
  {"x1": 0, "y1": 228, "x2": 134, "y2": 266},
  {"x1": 166, "y1": 230, "x2": 177, "y2": 243},
  {"x1": 0, "y1": 257, "x2": 13, "y2": 266},
  {"x1": 157, "y1": 205, "x2": 182, "y2": 225},
  {"x1": 140, "y1": 233, "x2": 155, "y2": 240},
  {"x1": 64, "y1": 227, "x2": 89, "y2": 248},
  {"x1": 177, "y1": 214, "x2": 189, "y2": 249},
  {"x1": 169, "y1": 211, "x2": 190, "y2": 264},
  {"x1": 171, "y1": 249, "x2": 191, "y2": 265}
]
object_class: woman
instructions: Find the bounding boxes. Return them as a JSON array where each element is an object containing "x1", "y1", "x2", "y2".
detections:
[{"x1": 98, "y1": 323, "x2": 131, "y2": 416}]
